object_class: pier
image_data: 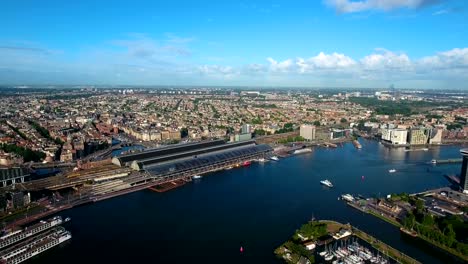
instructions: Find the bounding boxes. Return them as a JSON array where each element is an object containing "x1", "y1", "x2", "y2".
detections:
[{"x1": 430, "y1": 158, "x2": 462, "y2": 164}]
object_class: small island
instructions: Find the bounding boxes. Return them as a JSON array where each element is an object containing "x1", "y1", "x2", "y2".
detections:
[
  {"x1": 341, "y1": 188, "x2": 468, "y2": 263},
  {"x1": 274, "y1": 219, "x2": 421, "y2": 264}
]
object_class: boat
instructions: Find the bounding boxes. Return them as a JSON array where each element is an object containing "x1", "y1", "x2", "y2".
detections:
[
  {"x1": 352, "y1": 140, "x2": 362, "y2": 149},
  {"x1": 0, "y1": 216, "x2": 65, "y2": 250},
  {"x1": 320, "y1": 179, "x2": 334, "y2": 188},
  {"x1": 431, "y1": 159, "x2": 437, "y2": 164},
  {"x1": 293, "y1": 148, "x2": 312, "y2": 155},
  {"x1": 270, "y1": 156, "x2": 279, "y2": 161},
  {"x1": 242, "y1": 161, "x2": 251, "y2": 166},
  {"x1": 0, "y1": 227, "x2": 71, "y2": 264},
  {"x1": 388, "y1": 169, "x2": 396, "y2": 173},
  {"x1": 225, "y1": 166, "x2": 233, "y2": 170},
  {"x1": 400, "y1": 227, "x2": 418, "y2": 237},
  {"x1": 192, "y1": 175, "x2": 202, "y2": 179},
  {"x1": 341, "y1": 194, "x2": 355, "y2": 202},
  {"x1": 258, "y1": 158, "x2": 266, "y2": 162}
]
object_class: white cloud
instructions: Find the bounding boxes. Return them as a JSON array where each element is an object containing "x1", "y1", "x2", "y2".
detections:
[
  {"x1": 432, "y1": 9, "x2": 449, "y2": 15},
  {"x1": 325, "y1": 0, "x2": 439, "y2": 13},
  {"x1": 267, "y1": 57, "x2": 294, "y2": 72},
  {"x1": 113, "y1": 35, "x2": 192, "y2": 59},
  {"x1": 197, "y1": 65, "x2": 238, "y2": 79},
  {"x1": 296, "y1": 52, "x2": 356, "y2": 73},
  {"x1": 418, "y1": 48, "x2": 468, "y2": 70},
  {"x1": 361, "y1": 49, "x2": 411, "y2": 70}
]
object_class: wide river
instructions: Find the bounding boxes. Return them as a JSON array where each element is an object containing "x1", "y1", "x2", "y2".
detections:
[{"x1": 32, "y1": 140, "x2": 464, "y2": 264}]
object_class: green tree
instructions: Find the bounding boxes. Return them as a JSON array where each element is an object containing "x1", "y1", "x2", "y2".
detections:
[
  {"x1": 254, "y1": 129, "x2": 266, "y2": 136},
  {"x1": 415, "y1": 199, "x2": 424, "y2": 213},
  {"x1": 404, "y1": 212, "x2": 416, "y2": 230},
  {"x1": 444, "y1": 224, "x2": 456, "y2": 247},
  {"x1": 422, "y1": 214, "x2": 434, "y2": 227},
  {"x1": 340, "y1": 118, "x2": 347, "y2": 123},
  {"x1": 313, "y1": 121, "x2": 320, "y2": 126}
]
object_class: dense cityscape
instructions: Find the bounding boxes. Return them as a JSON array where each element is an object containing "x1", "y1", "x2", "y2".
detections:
[{"x1": 2, "y1": 0, "x2": 468, "y2": 263}]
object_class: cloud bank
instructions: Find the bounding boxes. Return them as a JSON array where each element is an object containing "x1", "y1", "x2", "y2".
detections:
[{"x1": 0, "y1": 36, "x2": 467, "y2": 88}]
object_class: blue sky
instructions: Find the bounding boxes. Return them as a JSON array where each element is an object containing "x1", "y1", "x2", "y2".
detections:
[{"x1": 1, "y1": 0, "x2": 467, "y2": 88}]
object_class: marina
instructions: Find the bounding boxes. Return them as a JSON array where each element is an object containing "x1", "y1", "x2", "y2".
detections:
[{"x1": 275, "y1": 220, "x2": 420, "y2": 264}]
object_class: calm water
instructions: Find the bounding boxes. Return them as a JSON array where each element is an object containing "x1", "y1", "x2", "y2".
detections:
[{"x1": 30, "y1": 140, "x2": 464, "y2": 264}]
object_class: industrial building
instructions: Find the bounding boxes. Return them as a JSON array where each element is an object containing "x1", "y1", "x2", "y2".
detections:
[{"x1": 112, "y1": 140, "x2": 272, "y2": 178}]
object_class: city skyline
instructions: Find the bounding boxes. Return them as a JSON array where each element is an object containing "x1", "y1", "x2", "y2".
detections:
[{"x1": 1, "y1": 0, "x2": 468, "y2": 88}]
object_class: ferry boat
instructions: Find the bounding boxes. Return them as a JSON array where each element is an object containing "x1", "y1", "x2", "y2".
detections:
[
  {"x1": 0, "y1": 216, "x2": 64, "y2": 250},
  {"x1": 320, "y1": 179, "x2": 333, "y2": 188},
  {"x1": 388, "y1": 169, "x2": 396, "y2": 173},
  {"x1": 0, "y1": 227, "x2": 71, "y2": 264},
  {"x1": 192, "y1": 175, "x2": 202, "y2": 179},
  {"x1": 341, "y1": 194, "x2": 355, "y2": 202},
  {"x1": 270, "y1": 156, "x2": 279, "y2": 161}
]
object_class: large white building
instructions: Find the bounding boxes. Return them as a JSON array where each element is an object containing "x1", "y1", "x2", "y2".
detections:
[
  {"x1": 300, "y1": 125, "x2": 316, "y2": 141},
  {"x1": 381, "y1": 128, "x2": 408, "y2": 145}
]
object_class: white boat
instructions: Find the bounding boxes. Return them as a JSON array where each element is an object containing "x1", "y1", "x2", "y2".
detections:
[
  {"x1": 270, "y1": 156, "x2": 279, "y2": 161},
  {"x1": 225, "y1": 166, "x2": 233, "y2": 170},
  {"x1": 3, "y1": 227, "x2": 71, "y2": 264},
  {"x1": 319, "y1": 251, "x2": 327, "y2": 256},
  {"x1": 293, "y1": 148, "x2": 312, "y2": 155},
  {"x1": 192, "y1": 175, "x2": 202, "y2": 179},
  {"x1": 388, "y1": 169, "x2": 396, "y2": 173},
  {"x1": 320, "y1": 179, "x2": 334, "y2": 188},
  {"x1": 258, "y1": 158, "x2": 266, "y2": 162},
  {"x1": 431, "y1": 159, "x2": 437, "y2": 164},
  {"x1": 341, "y1": 194, "x2": 355, "y2": 202},
  {"x1": 325, "y1": 254, "x2": 334, "y2": 261}
]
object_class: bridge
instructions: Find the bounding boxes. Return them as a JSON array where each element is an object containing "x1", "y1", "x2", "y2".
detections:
[{"x1": 0, "y1": 167, "x2": 30, "y2": 187}]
